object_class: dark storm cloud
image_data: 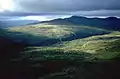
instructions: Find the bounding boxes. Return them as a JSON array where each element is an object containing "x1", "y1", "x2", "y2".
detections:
[{"x1": 11, "y1": 0, "x2": 120, "y2": 12}]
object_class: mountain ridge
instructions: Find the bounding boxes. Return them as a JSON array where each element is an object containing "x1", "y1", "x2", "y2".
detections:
[{"x1": 40, "y1": 16, "x2": 120, "y2": 31}]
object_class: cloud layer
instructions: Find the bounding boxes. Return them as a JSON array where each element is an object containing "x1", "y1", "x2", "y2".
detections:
[{"x1": 11, "y1": 0, "x2": 120, "y2": 12}]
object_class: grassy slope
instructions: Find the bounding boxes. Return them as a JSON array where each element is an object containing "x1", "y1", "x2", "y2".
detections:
[
  {"x1": 13, "y1": 31, "x2": 120, "y2": 79},
  {"x1": 58, "y1": 32, "x2": 120, "y2": 59},
  {"x1": 1, "y1": 26, "x2": 120, "y2": 79},
  {"x1": 7, "y1": 23, "x2": 73, "y2": 38},
  {"x1": 20, "y1": 31, "x2": 120, "y2": 60},
  {"x1": 4, "y1": 23, "x2": 119, "y2": 60},
  {"x1": 6, "y1": 23, "x2": 110, "y2": 45}
]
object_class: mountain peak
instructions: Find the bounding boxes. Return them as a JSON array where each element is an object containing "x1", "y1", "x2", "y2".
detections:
[
  {"x1": 69, "y1": 16, "x2": 86, "y2": 19},
  {"x1": 106, "y1": 17, "x2": 119, "y2": 20}
]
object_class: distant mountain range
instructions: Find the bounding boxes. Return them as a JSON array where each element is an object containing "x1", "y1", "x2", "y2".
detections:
[
  {"x1": 0, "y1": 20, "x2": 40, "y2": 28},
  {"x1": 0, "y1": 15, "x2": 120, "y2": 30},
  {"x1": 1, "y1": 15, "x2": 120, "y2": 46},
  {"x1": 41, "y1": 16, "x2": 120, "y2": 31}
]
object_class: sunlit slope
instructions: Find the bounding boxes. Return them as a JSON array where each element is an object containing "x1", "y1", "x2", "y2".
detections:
[
  {"x1": 22, "y1": 32, "x2": 120, "y2": 60},
  {"x1": 7, "y1": 23, "x2": 74, "y2": 38},
  {"x1": 7, "y1": 23, "x2": 109, "y2": 45},
  {"x1": 56, "y1": 32, "x2": 120, "y2": 59}
]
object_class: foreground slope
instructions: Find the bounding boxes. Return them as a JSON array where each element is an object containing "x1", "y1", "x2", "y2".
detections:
[
  {"x1": 1, "y1": 28, "x2": 120, "y2": 79},
  {"x1": 57, "y1": 31, "x2": 120, "y2": 59},
  {"x1": 21, "y1": 31, "x2": 120, "y2": 60},
  {"x1": 11, "y1": 31, "x2": 120, "y2": 79}
]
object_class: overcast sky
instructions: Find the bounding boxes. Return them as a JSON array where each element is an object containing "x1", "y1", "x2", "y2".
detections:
[
  {"x1": 0, "y1": 0, "x2": 120, "y2": 19},
  {"x1": 6, "y1": 0, "x2": 119, "y2": 17},
  {"x1": 10, "y1": 0, "x2": 120, "y2": 12}
]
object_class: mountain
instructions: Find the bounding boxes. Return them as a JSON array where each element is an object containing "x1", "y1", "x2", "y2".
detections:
[
  {"x1": 7, "y1": 16, "x2": 120, "y2": 46},
  {"x1": 22, "y1": 31, "x2": 120, "y2": 60},
  {"x1": 6, "y1": 23, "x2": 110, "y2": 46},
  {"x1": 41, "y1": 16, "x2": 120, "y2": 31},
  {"x1": 16, "y1": 31, "x2": 120, "y2": 79},
  {"x1": 0, "y1": 20, "x2": 40, "y2": 28}
]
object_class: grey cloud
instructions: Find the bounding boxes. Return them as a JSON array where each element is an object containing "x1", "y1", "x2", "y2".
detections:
[
  {"x1": 71, "y1": 10, "x2": 120, "y2": 16},
  {"x1": 10, "y1": 0, "x2": 120, "y2": 12}
]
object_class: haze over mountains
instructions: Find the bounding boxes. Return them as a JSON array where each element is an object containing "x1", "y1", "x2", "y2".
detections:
[
  {"x1": 1, "y1": 15, "x2": 120, "y2": 29},
  {"x1": 0, "y1": 20, "x2": 39, "y2": 28}
]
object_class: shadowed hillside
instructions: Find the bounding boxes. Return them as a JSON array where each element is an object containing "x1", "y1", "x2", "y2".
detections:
[
  {"x1": 1, "y1": 28, "x2": 120, "y2": 79},
  {"x1": 21, "y1": 31, "x2": 120, "y2": 60},
  {"x1": 41, "y1": 16, "x2": 120, "y2": 30},
  {"x1": 14, "y1": 31, "x2": 120, "y2": 79},
  {"x1": 6, "y1": 23, "x2": 110, "y2": 46}
]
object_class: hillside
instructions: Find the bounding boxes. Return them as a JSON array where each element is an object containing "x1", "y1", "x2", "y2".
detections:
[
  {"x1": 56, "y1": 32, "x2": 120, "y2": 59},
  {"x1": 1, "y1": 28, "x2": 120, "y2": 79},
  {"x1": 6, "y1": 23, "x2": 110, "y2": 46},
  {"x1": 3, "y1": 19, "x2": 120, "y2": 60},
  {"x1": 11, "y1": 31, "x2": 120, "y2": 79},
  {"x1": 41, "y1": 16, "x2": 120, "y2": 30},
  {"x1": 18, "y1": 31, "x2": 120, "y2": 60}
]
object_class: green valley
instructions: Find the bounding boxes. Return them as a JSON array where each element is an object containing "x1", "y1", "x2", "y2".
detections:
[{"x1": 1, "y1": 16, "x2": 120, "y2": 79}]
